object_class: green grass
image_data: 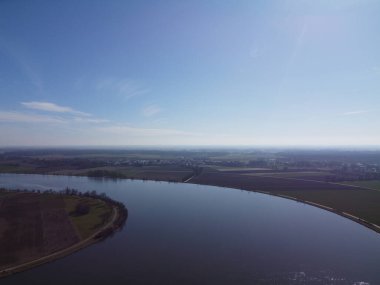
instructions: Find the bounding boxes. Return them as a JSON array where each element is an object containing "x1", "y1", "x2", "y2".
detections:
[
  {"x1": 342, "y1": 180, "x2": 380, "y2": 191},
  {"x1": 64, "y1": 196, "x2": 112, "y2": 239}
]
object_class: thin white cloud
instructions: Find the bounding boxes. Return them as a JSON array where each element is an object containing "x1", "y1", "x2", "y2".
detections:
[
  {"x1": 97, "y1": 125, "x2": 200, "y2": 137},
  {"x1": 96, "y1": 78, "x2": 149, "y2": 99},
  {"x1": 0, "y1": 111, "x2": 64, "y2": 123},
  {"x1": 0, "y1": 109, "x2": 107, "y2": 125},
  {"x1": 142, "y1": 105, "x2": 162, "y2": 117},
  {"x1": 72, "y1": 117, "x2": 109, "y2": 124},
  {"x1": 22, "y1": 101, "x2": 90, "y2": 116},
  {"x1": 342, "y1": 110, "x2": 371, "y2": 116}
]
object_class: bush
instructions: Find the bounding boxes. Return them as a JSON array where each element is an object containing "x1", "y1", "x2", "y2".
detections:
[{"x1": 73, "y1": 202, "x2": 90, "y2": 216}]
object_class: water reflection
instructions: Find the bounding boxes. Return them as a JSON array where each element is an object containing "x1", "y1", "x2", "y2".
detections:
[{"x1": 0, "y1": 174, "x2": 379, "y2": 285}]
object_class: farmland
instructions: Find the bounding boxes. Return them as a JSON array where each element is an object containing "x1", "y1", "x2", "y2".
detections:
[
  {"x1": 0, "y1": 189, "x2": 127, "y2": 276},
  {"x1": 190, "y1": 169, "x2": 353, "y2": 192},
  {"x1": 1, "y1": 147, "x2": 380, "y2": 234},
  {"x1": 243, "y1": 171, "x2": 334, "y2": 181},
  {"x1": 341, "y1": 180, "x2": 380, "y2": 191},
  {"x1": 0, "y1": 192, "x2": 79, "y2": 270},
  {"x1": 190, "y1": 169, "x2": 380, "y2": 229},
  {"x1": 0, "y1": 149, "x2": 195, "y2": 182},
  {"x1": 54, "y1": 165, "x2": 194, "y2": 182}
]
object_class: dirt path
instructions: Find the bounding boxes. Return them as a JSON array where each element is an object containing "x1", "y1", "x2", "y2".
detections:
[
  {"x1": 183, "y1": 174, "x2": 194, "y2": 183},
  {"x1": 0, "y1": 206, "x2": 118, "y2": 278}
]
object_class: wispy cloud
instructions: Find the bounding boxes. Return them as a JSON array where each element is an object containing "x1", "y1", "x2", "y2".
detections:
[
  {"x1": 22, "y1": 101, "x2": 90, "y2": 116},
  {"x1": 0, "y1": 111, "x2": 64, "y2": 123},
  {"x1": 72, "y1": 117, "x2": 109, "y2": 124},
  {"x1": 97, "y1": 124, "x2": 199, "y2": 137},
  {"x1": 0, "y1": 101, "x2": 201, "y2": 145},
  {"x1": 142, "y1": 105, "x2": 162, "y2": 117},
  {"x1": 342, "y1": 110, "x2": 371, "y2": 116},
  {"x1": 96, "y1": 78, "x2": 149, "y2": 99},
  {"x1": 1, "y1": 101, "x2": 108, "y2": 125}
]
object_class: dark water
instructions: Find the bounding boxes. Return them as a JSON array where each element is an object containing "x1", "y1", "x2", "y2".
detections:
[{"x1": 0, "y1": 173, "x2": 379, "y2": 285}]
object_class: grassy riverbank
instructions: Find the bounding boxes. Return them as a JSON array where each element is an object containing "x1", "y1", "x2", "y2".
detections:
[
  {"x1": 64, "y1": 196, "x2": 113, "y2": 239},
  {"x1": 0, "y1": 189, "x2": 127, "y2": 278}
]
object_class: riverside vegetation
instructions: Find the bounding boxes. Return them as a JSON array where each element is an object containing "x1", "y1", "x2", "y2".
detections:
[
  {"x1": 1, "y1": 148, "x2": 380, "y2": 233},
  {"x1": 0, "y1": 187, "x2": 128, "y2": 277}
]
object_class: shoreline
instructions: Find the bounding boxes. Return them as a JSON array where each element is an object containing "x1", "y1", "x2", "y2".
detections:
[
  {"x1": 186, "y1": 180, "x2": 380, "y2": 235},
  {"x1": 0, "y1": 171, "x2": 379, "y2": 278},
  {"x1": 0, "y1": 197, "x2": 127, "y2": 279},
  {"x1": 243, "y1": 189, "x2": 380, "y2": 234},
  {"x1": 2, "y1": 172, "x2": 380, "y2": 235}
]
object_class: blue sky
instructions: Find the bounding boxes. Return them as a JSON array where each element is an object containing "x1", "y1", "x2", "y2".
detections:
[{"x1": 0, "y1": 0, "x2": 379, "y2": 146}]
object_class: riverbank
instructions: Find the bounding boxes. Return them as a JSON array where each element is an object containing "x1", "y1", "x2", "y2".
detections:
[
  {"x1": 232, "y1": 188, "x2": 380, "y2": 235},
  {"x1": 0, "y1": 190, "x2": 128, "y2": 278},
  {"x1": 189, "y1": 171, "x2": 380, "y2": 235},
  {"x1": 1, "y1": 169, "x2": 380, "y2": 280},
  {"x1": 2, "y1": 169, "x2": 380, "y2": 234},
  {"x1": 186, "y1": 179, "x2": 380, "y2": 235}
]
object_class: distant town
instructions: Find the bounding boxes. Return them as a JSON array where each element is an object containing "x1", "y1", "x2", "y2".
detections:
[{"x1": 1, "y1": 148, "x2": 379, "y2": 183}]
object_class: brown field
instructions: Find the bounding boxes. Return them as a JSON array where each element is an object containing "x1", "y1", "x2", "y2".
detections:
[
  {"x1": 0, "y1": 191, "x2": 115, "y2": 272},
  {"x1": 190, "y1": 170, "x2": 380, "y2": 228},
  {"x1": 0, "y1": 192, "x2": 79, "y2": 270},
  {"x1": 276, "y1": 189, "x2": 380, "y2": 226},
  {"x1": 215, "y1": 167, "x2": 272, "y2": 172},
  {"x1": 243, "y1": 171, "x2": 334, "y2": 181},
  {"x1": 190, "y1": 170, "x2": 351, "y2": 192},
  {"x1": 341, "y1": 180, "x2": 380, "y2": 191}
]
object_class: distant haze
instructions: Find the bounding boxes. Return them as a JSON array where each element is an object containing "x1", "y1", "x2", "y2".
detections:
[{"x1": 0, "y1": 1, "x2": 379, "y2": 146}]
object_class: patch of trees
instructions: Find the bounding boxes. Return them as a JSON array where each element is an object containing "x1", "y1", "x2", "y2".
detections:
[
  {"x1": 86, "y1": 170, "x2": 126, "y2": 179},
  {"x1": 72, "y1": 202, "x2": 90, "y2": 216}
]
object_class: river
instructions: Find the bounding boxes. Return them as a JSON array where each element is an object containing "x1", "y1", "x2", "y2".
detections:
[{"x1": 0, "y1": 173, "x2": 379, "y2": 284}]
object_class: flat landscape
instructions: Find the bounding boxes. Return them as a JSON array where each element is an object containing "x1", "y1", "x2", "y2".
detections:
[
  {"x1": 190, "y1": 170, "x2": 380, "y2": 227},
  {"x1": 1, "y1": 148, "x2": 380, "y2": 233},
  {"x1": 0, "y1": 192, "x2": 79, "y2": 269},
  {"x1": 1, "y1": 1, "x2": 379, "y2": 283},
  {"x1": 341, "y1": 180, "x2": 380, "y2": 191},
  {"x1": 0, "y1": 189, "x2": 125, "y2": 276}
]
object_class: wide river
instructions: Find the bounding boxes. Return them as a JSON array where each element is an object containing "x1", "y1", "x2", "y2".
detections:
[{"x1": 0, "y1": 173, "x2": 379, "y2": 284}]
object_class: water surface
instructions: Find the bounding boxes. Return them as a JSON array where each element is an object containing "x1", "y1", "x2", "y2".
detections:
[{"x1": 0, "y1": 174, "x2": 379, "y2": 284}]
